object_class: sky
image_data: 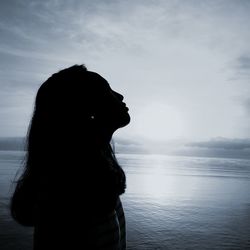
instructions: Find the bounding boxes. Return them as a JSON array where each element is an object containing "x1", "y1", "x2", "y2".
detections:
[{"x1": 1, "y1": 0, "x2": 250, "y2": 155}]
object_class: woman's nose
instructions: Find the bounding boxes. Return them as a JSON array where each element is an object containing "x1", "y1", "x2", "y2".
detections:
[{"x1": 113, "y1": 91, "x2": 124, "y2": 101}]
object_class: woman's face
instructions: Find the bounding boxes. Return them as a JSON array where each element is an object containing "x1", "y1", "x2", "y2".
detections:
[
  {"x1": 92, "y1": 73, "x2": 130, "y2": 131},
  {"x1": 105, "y1": 87, "x2": 131, "y2": 128}
]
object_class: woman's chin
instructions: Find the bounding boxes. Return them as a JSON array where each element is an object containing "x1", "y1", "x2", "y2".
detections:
[{"x1": 118, "y1": 112, "x2": 131, "y2": 128}]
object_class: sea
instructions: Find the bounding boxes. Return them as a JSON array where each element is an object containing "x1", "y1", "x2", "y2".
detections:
[{"x1": 0, "y1": 150, "x2": 250, "y2": 250}]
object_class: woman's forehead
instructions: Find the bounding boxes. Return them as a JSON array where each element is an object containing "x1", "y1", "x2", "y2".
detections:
[
  {"x1": 85, "y1": 71, "x2": 111, "y2": 91},
  {"x1": 87, "y1": 71, "x2": 108, "y2": 83}
]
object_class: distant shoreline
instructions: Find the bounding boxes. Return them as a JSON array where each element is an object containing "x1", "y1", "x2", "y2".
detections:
[
  {"x1": 0, "y1": 137, "x2": 250, "y2": 160},
  {"x1": 0, "y1": 137, "x2": 25, "y2": 151}
]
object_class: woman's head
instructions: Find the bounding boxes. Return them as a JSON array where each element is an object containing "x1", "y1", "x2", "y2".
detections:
[{"x1": 34, "y1": 65, "x2": 130, "y2": 144}]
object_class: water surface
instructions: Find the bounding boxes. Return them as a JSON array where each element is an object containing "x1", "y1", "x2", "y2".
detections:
[{"x1": 0, "y1": 151, "x2": 250, "y2": 249}]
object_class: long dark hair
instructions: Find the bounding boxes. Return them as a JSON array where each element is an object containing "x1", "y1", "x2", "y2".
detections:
[{"x1": 10, "y1": 65, "x2": 126, "y2": 226}]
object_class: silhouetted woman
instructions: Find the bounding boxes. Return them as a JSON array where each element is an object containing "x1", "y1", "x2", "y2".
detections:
[{"x1": 10, "y1": 65, "x2": 130, "y2": 249}]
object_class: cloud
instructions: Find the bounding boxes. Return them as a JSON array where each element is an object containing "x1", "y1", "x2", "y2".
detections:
[
  {"x1": 0, "y1": 137, "x2": 25, "y2": 151},
  {"x1": 243, "y1": 98, "x2": 250, "y2": 115},
  {"x1": 115, "y1": 137, "x2": 250, "y2": 159},
  {"x1": 184, "y1": 138, "x2": 250, "y2": 159},
  {"x1": 238, "y1": 56, "x2": 250, "y2": 70},
  {"x1": 187, "y1": 138, "x2": 250, "y2": 150},
  {"x1": 235, "y1": 55, "x2": 250, "y2": 80}
]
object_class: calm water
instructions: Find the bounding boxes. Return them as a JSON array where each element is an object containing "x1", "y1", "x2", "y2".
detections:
[{"x1": 0, "y1": 151, "x2": 250, "y2": 249}]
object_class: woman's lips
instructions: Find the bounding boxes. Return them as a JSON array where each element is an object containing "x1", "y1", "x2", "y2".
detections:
[{"x1": 122, "y1": 102, "x2": 129, "y2": 111}]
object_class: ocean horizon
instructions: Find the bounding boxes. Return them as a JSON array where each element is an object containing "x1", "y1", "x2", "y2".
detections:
[{"x1": 0, "y1": 150, "x2": 250, "y2": 249}]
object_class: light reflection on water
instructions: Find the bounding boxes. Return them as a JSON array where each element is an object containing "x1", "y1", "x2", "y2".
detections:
[{"x1": 118, "y1": 154, "x2": 250, "y2": 250}]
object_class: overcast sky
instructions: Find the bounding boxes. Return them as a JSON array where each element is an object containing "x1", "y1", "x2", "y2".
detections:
[{"x1": 1, "y1": 0, "x2": 250, "y2": 143}]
